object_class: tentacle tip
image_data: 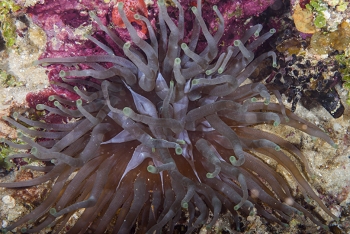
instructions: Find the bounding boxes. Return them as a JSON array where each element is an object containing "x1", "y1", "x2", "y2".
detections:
[
  {"x1": 83, "y1": 32, "x2": 91, "y2": 39},
  {"x1": 332, "y1": 143, "x2": 338, "y2": 149},
  {"x1": 12, "y1": 112, "x2": 18, "y2": 119},
  {"x1": 49, "y1": 207, "x2": 57, "y2": 216},
  {"x1": 36, "y1": 104, "x2": 44, "y2": 110},
  {"x1": 175, "y1": 147, "x2": 182, "y2": 155},
  {"x1": 59, "y1": 70, "x2": 66, "y2": 78},
  {"x1": 32, "y1": 60, "x2": 40, "y2": 66},
  {"x1": 174, "y1": 57, "x2": 181, "y2": 65},
  {"x1": 206, "y1": 172, "x2": 214, "y2": 178},
  {"x1": 192, "y1": 79, "x2": 199, "y2": 86},
  {"x1": 229, "y1": 156, "x2": 236, "y2": 165},
  {"x1": 48, "y1": 95, "x2": 55, "y2": 101},
  {"x1": 275, "y1": 145, "x2": 281, "y2": 151},
  {"x1": 147, "y1": 165, "x2": 157, "y2": 174},
  {"x1": 176, "y1": 139, "x2": 185, "y2": 145},
  {"x1": 88, "y1": 11, "x2": 96, "y2": 18},
  {"x1": 134, "y1": 14, "x2": 140, "y2": 19},
  {"x1": 212, "y1": 5, "x2": 217, "y2": 10},
  {"x1": 76, "y1": 99, "x2": 83, "y2": 106},
  {"x1": 284, "y1": 117, "x2": 290, "y2": 123},
  {"x1": 30, "y1": 147, "x2": 38, "y2": 155},
  {"x1": 304, "y1": 197, "x2": 311, "y2": 204},
  {"x1": 117, "y1": 2, "x2": 124, "y2": 9},
  {"x1": 123, "y1": 42, "x2": 131, "y2": 49},
  {"x1": 17, "y1": 131, "x2": 24, "y2": 138},
  {"x1": 54, "y1": 101, "x2": 61, "y2": 107},
  {"x1": 234, "y1": 204, "x2": 241, "y2": 210},
  {"x1": 264, "y1": 99, "x2": 270, "y2": 105},
  {"x1": 251, "y1": 97, "x2": 257, "y2": 102},
  {"x1": 249, "y1": 210, "x2": 255, "y2": 216},
  {"x1": 270, "y1": 28, "x2": 276, "y2": 34},
  {"x1": 296, "y1": 210, "x2": 303, "y2": 216},
  {"x1": 234, "y1": 40, "x2": 241, "y2": 46},
  {"x1": 181, "y1": 201, "x2": 188, "y2": 209},
  {"x1": 51, "y1": 159, "x2": 58, "y2": 165},
  {"x1": 282, "y1": 223, "x2": 289, "y2": 228},
  {"x1": 122, "y1": 107, "x2": 132, "y2": 116},
  {"x1": 21, "y1": 228, "x2": 27, "y2": 233},
  {"x1": 273, "y1": 121, "x2": 280, "y2": 127}
]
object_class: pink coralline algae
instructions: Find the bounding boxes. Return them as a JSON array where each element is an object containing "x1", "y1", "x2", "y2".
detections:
[
  {"x1": 17, "y1": 0, "x2": 277, "y2": 112},
  {"x1": 240, "y1": 0, "x2": 276, "y2": 16}
]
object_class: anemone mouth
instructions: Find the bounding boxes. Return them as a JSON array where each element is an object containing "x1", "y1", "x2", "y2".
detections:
[{"x1": 0, "y1": 0, "x2": 337, "y2": 233}]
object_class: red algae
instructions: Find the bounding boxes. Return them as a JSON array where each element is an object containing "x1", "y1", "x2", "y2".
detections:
[
  {"x1": 111, "y1": 0, "x2": 149, "y2": 38},
  {"x1": 299, "y1": 0, "x2": 311, "y2": 9}
]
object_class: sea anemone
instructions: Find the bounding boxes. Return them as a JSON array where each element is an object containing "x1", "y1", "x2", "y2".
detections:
[{"x1": 0, "y1": 0, "x2": 338, "y2": 233}]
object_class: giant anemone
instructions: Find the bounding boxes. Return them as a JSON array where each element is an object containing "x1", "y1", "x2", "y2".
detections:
[{"x1": 0, "y1": 0, "x2": 338, "y2": 233}]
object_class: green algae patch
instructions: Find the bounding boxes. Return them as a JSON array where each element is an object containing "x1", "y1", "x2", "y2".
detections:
[
  {"x1": 335, "y1": 53, "x2": 350, "y2": 105},
  {"x1": 0, "y1": 0, "x2": 21, "y2": 48},
  {"x1": 0, "y1": 69, "x2": 24, "y2": 87}
]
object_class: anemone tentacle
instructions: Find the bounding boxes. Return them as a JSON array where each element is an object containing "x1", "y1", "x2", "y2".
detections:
[{"x1": 0, "y1": 0, "x2": 337, "y2": 233}]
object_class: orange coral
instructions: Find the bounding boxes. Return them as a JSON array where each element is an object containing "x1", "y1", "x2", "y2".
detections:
[{"x1": 112, "y1": 0, "x2": 148, "y2": 38}]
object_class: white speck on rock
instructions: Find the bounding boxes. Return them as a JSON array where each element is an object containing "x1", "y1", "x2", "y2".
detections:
[
  {"x1": 330, "y1": 205, "x2": 342, "y2": 218},
  {"x1": 2, "y1": 220, "x2": 8, "y2": 228},
  {"x1": 333, "y1": 123, "x2": 342, "y2": 132},
  {"x1": 2, "y1": 195, "x2": 16, "y2": 209}
]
